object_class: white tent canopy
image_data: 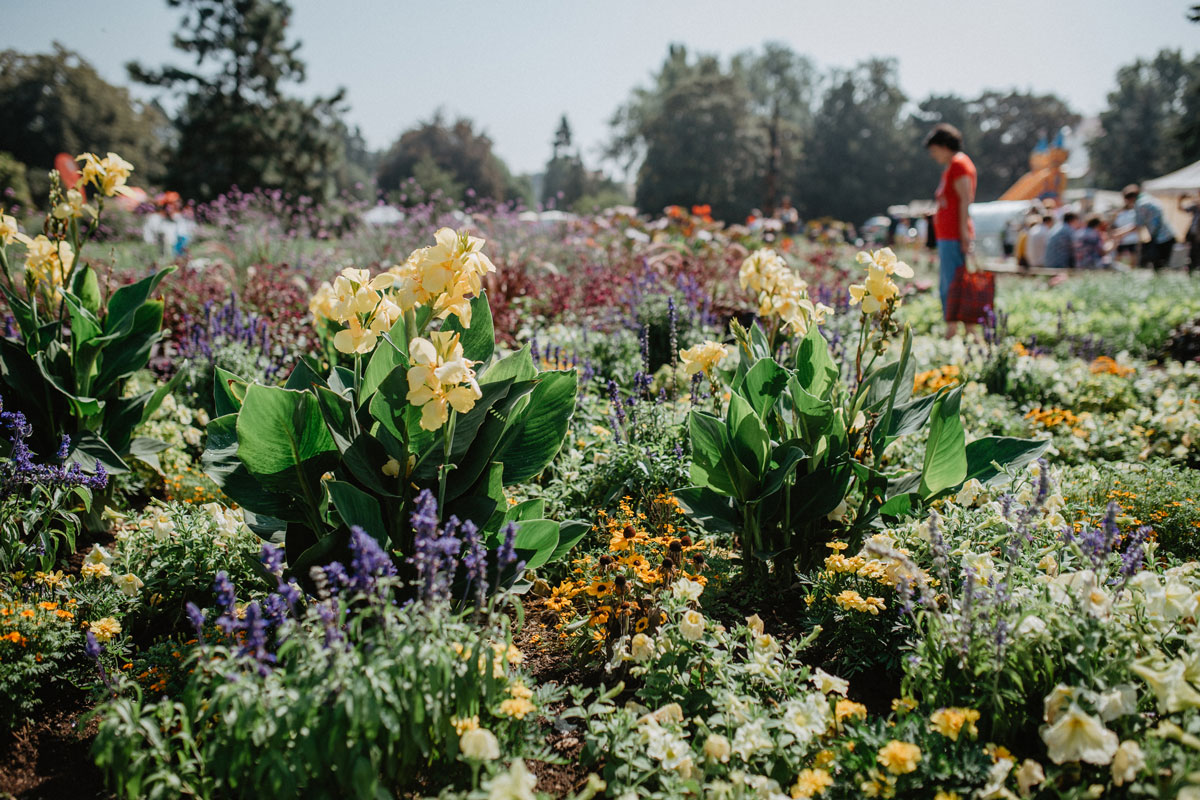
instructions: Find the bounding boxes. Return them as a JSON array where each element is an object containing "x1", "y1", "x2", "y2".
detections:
[{"x1": 1144, "y1": 159, "x2": 1200, "y2": 192}]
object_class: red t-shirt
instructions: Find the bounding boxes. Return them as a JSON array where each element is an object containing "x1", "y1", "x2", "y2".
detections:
[{"x1": 934, "y1": 152, "x2": 977, "y2": 241}]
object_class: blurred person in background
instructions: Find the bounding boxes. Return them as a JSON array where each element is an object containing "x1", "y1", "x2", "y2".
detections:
[
  {"x1": 1045, "y1": 212, "x2": 1080, "y2": 268},
  {"x1": 1026, "y1": 215, "x2": 1052, "y2": 268},
  {"x1": 1113, "y1": 203, "x2": 1140, "y2": 267},
  {"x1": 1180, "y1": 192, "x2": 1200, "y2": 275},
  {"x1": 1110, "y1": 184, "x2": 1176, "y2": 271},
  {"x1": 924, "y1": 123, "x2": 977, "y2": 338},
  {"x1": 1074, "y1": 216, "x2": 1105, "y2": 269}
]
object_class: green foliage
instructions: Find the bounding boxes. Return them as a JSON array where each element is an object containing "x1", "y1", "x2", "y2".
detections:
[
  {"x1": 613, "y1": 45, "x2": 765, "y2": 221},
  {"x1": 799, "y1": 58, "x2": 921, "y2": 224},
  {"x1": 91, "y1": 580, "x2": 561, "y2": 798},
  {"x1": 203, "y1": 294, "x2": 582, "y2": 588},
  {"x1": 0, "y1": 151, "x2": 33, "y2": 210},
  {"x1": 1089, "y1": 48, "x2": 1200, "y2": 190},
  {"x1": 0, "y1": 182, "x2": 178, "y2": 530},
  {"x1": 0, "y1": 45, "x2": 167, "y2": 199},
  {"x1": 678, "y1": 321, "x2": 1045, "y2": 583},
  {"x1": 0, "y1": 588, "x2": 88, "y2": 729},
  {"x1": 1061, "y1": 460, "x2": 1200, "y2": 560},
  {"x1": 114, "y1": 503, "x2": 266, "y2": 635},
  {"x1": 128, "y1": 0, "x2": 347, "y2": 201}
]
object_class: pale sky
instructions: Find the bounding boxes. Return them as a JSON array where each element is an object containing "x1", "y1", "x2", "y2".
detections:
[{"x1": 3, "y1": 0, "x2": 1198, "y2": 176}]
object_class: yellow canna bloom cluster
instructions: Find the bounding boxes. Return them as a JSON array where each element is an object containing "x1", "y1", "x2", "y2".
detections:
[
  {"x1": 0, "y1": 213, "x2": 19, "y2": 245},
  {"x1": 14, "y1": 234, "x2": 75, "y2": 295},
  {"x1": 389, "y1": 227, "x2": 497, "y2": 327},
  {"x1": 679, "y1": 340, "x2": 730, "y2": 376},
  {"x1": 739, "y1": 249, "x2": 828, "y2": 334},
  {"x1": 848, "y1": 248, "x2": 913, "y2": 315},
  {"x1": 76, "y1": 152, "x2": 135, "y2": 198},
  {"x1": 312, "y1": 267, "x2": 402, "y2": 355},
  {"x1": 52, "y1": 188, "x2": 95, "y2": 221},
  {"x1": 406, "y1": 330, "x2": 483, "y2": 431}
]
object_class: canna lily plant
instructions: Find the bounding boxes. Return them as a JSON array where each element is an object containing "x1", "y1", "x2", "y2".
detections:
[
  {"x1": 677, "y1": 248, "x2": 1047, "y2": 586},
  {"x1": 0, "y1": 156, "x2": 178, "y2": 531},
  {"x1": 203, "y1": 228, "x2": 587, "y2": 591}
]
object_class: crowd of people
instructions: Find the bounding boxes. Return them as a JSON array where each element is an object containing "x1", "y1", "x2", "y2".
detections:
[{"x1": 1011, "y1": 186, "x2": 1199, "y2": 272}]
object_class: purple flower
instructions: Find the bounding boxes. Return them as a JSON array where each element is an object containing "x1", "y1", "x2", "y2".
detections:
[
  {"x1": 460, "y1": 519, "x2": 488, "y2": 609},
  {"x1": 84, "y1": 630, "x2": 102, "y2": 660},
  {"x1": 348, "y1": 525, "x2": 396, "y2": 594},
  {"x1": 186, "y1": 602, "x2": 206, "y2": 639},
  {"x1": 261, "y1": 543, "x2": 285, "y2": 575}
]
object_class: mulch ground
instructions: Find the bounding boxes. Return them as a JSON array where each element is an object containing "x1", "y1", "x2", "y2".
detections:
[{"x1": 0, "y1": 689, "x2": 106, "y2": 800}]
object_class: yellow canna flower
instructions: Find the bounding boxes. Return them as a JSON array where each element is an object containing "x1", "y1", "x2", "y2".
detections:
[
  {"x1": 309, "y1": 282, "x2": 336, "y2": 322},
  {"x1": 679, "y1": 340, "x2": 730, "y2": 376},
  {"x1": 849, "y1": 248, "x2": 911, "y2": 315},
  {"x1": 15, "y1": 233, "x2": 74, "y2": 296},
  {"x1": 76, "y1": 152, "x2": 135, "y2": 197},
  {"x1": 406, "y1": 331, "x2": 482, "y2": 431},
  {"x1": 1, "y1": 213, "x2": 20, "y2": 245},
  {"x1": 52, "y1": 189, "x2": 95, "y2": 221},
  {"x1": 740, "y1": 248, "x2": 817, "y2": 333},
  {"x1": 332, "y1": 316, "x2": 378, "y2": 355},
  {"x1": 389, "y1": 227, "x2": 497, "y2": 327}
]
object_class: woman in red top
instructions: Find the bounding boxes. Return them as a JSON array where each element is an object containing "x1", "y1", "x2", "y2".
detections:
[{"x1": 925, "y1": 123, "x2": 977, "y2": 338}]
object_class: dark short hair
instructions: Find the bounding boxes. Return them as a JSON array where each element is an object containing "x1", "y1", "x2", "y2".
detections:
[
  {"x1": 1122, "y1": 184, "x2": 1140, "y2": 199},
  {"x1": 1086, "y1": 216, "x2": 1100, "y2": 228},
  {"x1": 923, "y1": 123, "x2": 963, "y2": 152},
  {"x1": 1063, "y1": 212, "x2": 1079, "y2": 224},
  {"x1": 1042, "y1": 215, "x2": 1053, "y2": 224}
]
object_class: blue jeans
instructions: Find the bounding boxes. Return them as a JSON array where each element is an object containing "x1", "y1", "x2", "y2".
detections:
[{"x1": 937, "y1": 239, "x2": 965, "y2": 317}]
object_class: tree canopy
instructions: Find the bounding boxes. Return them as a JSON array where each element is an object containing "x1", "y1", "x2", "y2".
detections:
[
  {"x1": 128, "y1": 0, "x2": 347, "y2": 200},
  {"x1": 377, "y1": 113, "x2": 526, "y2": 205},
  {"x1": 1088, "y1": 49, "x2": 1200, "y2": 189},
  {"x1": 0, "y1": 44, "x2": 168, "y2": 203}
]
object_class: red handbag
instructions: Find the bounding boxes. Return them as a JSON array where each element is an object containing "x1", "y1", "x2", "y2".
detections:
[{"x1": 946, "y1": 266, "x2": 995, "y2": 323}]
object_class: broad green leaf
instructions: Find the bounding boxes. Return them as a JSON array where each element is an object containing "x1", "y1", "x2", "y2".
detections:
[
  {"x1": 505, "y1": 498, "x2": 545, "y2": 522},
  {"x1": 202, "y1": 414, "x2": 306, "y2": 521},
  {"x1": 442, "y1": 291, "x2": 494, "y2": 365},
  {"x1": 963, "y1": 436, "x2": 1051, "y2": 487},
  {"x1": 794, "y1": 325, "x2": 839, "y2": 398},
  {"x1": 546, "y1": 520, "x2": 590, "y2": 564},
  {"x1": 760, "y1": 440, "x2": 807, "y2": 498},
  {"x1": 494, "y1": 370, "x2": 577, "y2": 484},
  {"x1": 510, "y1": 519, "x2": 560, "y2": 570},
  {"x1": 725, "y1": 392, "x2": 769, "y2": 475},
  {"x1": 918, "y1": 387, "x2": 967, "y2": 499},
  {"x1": 871, "y1": 392, "x2": 939, "y2": 454},
  {"x1": 68, "y1": 430, "x2": 129, "y2": 474},
  {"x1": 737, "y1": 358, "x2": 790, "y2": 420},
  {"x1": 315, "y1": 385, "x2": 354, "y2": 451},
  {"x1": 673, "y1": 486, "x2": 739, "y2": 532},
  {"x1": 70, "y1": 264, "x2": 102, "y2": 315},
  {"x1": 103, "y1": 265, "x2": 174, "y2": 338},
  {"x1": 360, "y1": 320, "x2": 409, "y2": 404},
  {"x1": 479, "y1": 344, "x2": 536, "y2": 385},
  {"x1": 93, "y1": 301, "x2": 165, "y2": 396},
  {"x1": 327, "y1": 481, "x2": 387, "y2": 543},
  {"x1": 214, "y1": 367, "x2": 248, "y2": 416},
  {"x1": 285, "y1": 358, "x2": 328, "y2": 393},
  {"x1": 236, "y1": 385, "x2": 338, "y2": 509},
  {"x1": 688, "y1": 409, "x2": 756, "y2": 501}
]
